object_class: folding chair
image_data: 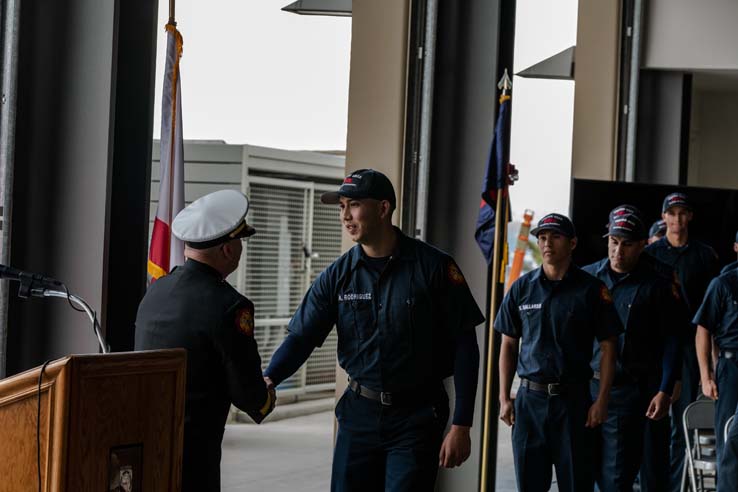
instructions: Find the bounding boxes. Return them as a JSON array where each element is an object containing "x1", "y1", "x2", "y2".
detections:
[{"x1": 682, "y1": 400, "x2": 717, "y2": 492}]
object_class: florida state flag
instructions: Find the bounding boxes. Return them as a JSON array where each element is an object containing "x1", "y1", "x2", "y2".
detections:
[{"x1": 148, "y1": 23, "x2": 185, "y2": 281}]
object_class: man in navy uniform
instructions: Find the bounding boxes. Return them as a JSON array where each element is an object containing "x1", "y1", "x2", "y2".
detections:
[
  {"x1": 496, "y1": 212, "x2": 621, "y2": 492},
  {"x1": 695, "y1": 264, "x2": 738, "y2": 468},
  {"x1": 135, "y1": 190, "x2": 275, "y2": 492},
  {"x1": 263, "y1": 169, "x2": 484, "y2": 491},
  {"x1": 645, "y1": 192, "x2": 720, "y2": 489},
  {"x1": 720, "y1": 231, "x2": 738, "y2": 275},
  {"x1": 583, "y1": 205, "x2": 683, "y2": 492}
]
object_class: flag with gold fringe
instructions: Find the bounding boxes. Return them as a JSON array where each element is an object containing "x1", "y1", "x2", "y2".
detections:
[{"x1": 148, "y1": 23, "x2": 185, "y2": 281}]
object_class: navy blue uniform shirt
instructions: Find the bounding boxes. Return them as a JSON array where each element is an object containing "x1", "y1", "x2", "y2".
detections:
[
  {"x1": 494, "y1": 264, "x2": 622, "y2": 384},
  {"x1": 285, "y1": 228, "x2": 485, "y2": 394},
  {"x1": 721, "y1": 260, "x2": 738, "y2": 276},
  {"x1": 583, "y1": 258, "x2": 685, "y2": 392},
  {"x1": 645, "y1": 237, "x2": 720, "y2": 317},
  {"x1": 694, "y1": 270, "x2": 738, "y2": 350}
]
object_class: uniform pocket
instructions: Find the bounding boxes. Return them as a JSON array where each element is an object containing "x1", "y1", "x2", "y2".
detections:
[{"x1": 351, "y1": 300, "x2": 374, "y2": 341}]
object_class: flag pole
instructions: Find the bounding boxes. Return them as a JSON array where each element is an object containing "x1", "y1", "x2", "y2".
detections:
[
  {"x1": 169, "y1": 0, "x2": 176, "y2": 25},
  {"x1": 479, "y1": 69, "x2": 513, "y2": 492}
]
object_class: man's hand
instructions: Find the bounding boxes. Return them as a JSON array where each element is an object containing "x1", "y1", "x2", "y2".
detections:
[
  {"x1": 264, "y1": 376, "x2": 275, "y2": 390},
  {"x1": 646, "y1": 391, "x2": 670, "y2": 420},
  {"x1": 586, "y1": 397, "x2": 608, "y2": 428},
  {"x1": 702, "y1": 378, "x2": 719, "y2": 400},
  {"x1": 439, "y1": 425, "x2": 472, "y2": 468},
  {"x1": 499, "y1": 398, "x2": 515, "y2": 427}
]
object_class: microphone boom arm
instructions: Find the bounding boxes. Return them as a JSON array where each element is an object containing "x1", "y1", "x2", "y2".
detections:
[{"x1": 37, "y1": 289, "x2": 110, "y2": 354}]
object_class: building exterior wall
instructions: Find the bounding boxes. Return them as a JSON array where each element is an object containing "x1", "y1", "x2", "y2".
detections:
[
  {"x1": 644, "y1": 0, "x2": 738, "y2": 71},
  {"x1": 571, "y1": 0, "x2": 621, "y2": 181}
]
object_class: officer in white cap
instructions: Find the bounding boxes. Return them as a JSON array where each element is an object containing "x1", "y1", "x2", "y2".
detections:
[{"x1": 135, "y1": 189, "x2": 274, "y2": 492}]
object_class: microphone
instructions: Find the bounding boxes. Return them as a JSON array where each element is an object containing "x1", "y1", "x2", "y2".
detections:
[{"x1": 0, "y1": 264, "x2": 64, "y2": 297}]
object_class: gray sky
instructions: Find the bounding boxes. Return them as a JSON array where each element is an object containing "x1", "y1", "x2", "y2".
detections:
[
  {"x1": 509, "y1": 0, "x2": 578, "y2": 221},
  {"x1": 154, "y1": 0, "x2": 577, "y2": 217},
  {"x1": 153, "y1": 0, "x2": 351, "y2": 150}
]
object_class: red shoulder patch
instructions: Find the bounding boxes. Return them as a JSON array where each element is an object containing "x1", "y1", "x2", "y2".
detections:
[
  {"x1": 235, "y1": 307, "x2": 254, "y2": 337},
  {"x1": 447, "y1": 261, "x2": 466, "y2": 286},
  {"x1": 600, "y1": 285, "x2": 613, "y2": 304}
]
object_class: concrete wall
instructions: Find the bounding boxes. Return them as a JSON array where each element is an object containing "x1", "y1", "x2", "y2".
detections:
[
  {"x1": 344, "y1": 0, "x2": 410, "y2": 195},
  {"x1": 7, "y1": 0, "x2": 117, "y2": 371},
  {"x1": 428, "y1": 0, "x2": 501, "y2": 488},
  {"x1": 688, "y1": 88, "x2": 738, "y2": 189},
  {"x1": 7, "y1": 0, "x2": 158, "y2": 373},
  {"x1": 644, "y1": 0, "x2": 738, "y2": 70},
  {"x1": 635, "y1": 71, "x2": 689, "y2": 185},
  {"x1": 571, "y1": 0, "x2": 621, "y2": 180}
]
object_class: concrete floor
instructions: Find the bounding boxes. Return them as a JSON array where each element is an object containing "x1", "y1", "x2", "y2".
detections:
[
  {"x1": 220, "y1": 410, "x2": 556, "y2": 491},
  {"x1": 221, "y1": 411, "x2": 334, "y2": 492}
]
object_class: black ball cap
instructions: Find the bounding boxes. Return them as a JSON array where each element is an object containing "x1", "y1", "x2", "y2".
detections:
[
  {"x1": 604, "y1": 212, "x2": 647, "y2": 240},
  {"x1": 320, "y1": 168, "x2": 397, "y2": 209},
  {"x1": 603, "y1": 204, "x2": 647, "y2": 240},
  {"x1": 662, "y1": 192, "x2": 692, "y2": 213},
  {"x1": 649, "y1": 219, "x2": 666, "y2": 238},
  {"x1": 530, "y1": 213, "x2": 576, "y2": 238}
]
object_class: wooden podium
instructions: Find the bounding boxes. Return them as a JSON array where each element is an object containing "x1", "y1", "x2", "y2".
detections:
[{"x1": 0, "y1": 349, "x2": 186, "y2": 491}]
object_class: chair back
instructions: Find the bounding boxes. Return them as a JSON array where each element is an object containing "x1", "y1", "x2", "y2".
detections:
[
  {"x1": 726, "y1": 414, "x2": 735, "y2": 444},
  {"x1": 683, "y1": 400, "x2": 715, "y2": 432}
]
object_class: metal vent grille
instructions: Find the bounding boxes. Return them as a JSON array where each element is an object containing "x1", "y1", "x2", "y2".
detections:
[
  {"x1": 305, "y1": 186, "x2": 342, "y2": 386},
  {"x1": 244, "y1": 177, "x2": 343, "y2": 394},
  {"x1": 149, "y1": 142, "x2": 344, "y2": 396}
]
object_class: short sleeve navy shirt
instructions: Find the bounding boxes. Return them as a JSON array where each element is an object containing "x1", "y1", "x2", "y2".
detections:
[
  {"x1": 693, "y1": 270, "x2": 738, "y2": 350},
  {"x1": 583, "y1": 257, "x2": 686, "y2": 385},
  {"x1": 287, "y1": 228, "x2": 485, "y2": 393},
  {"x1": 494, "y1": 264, "x2": 622, "y2": 384},
  {"x1": 645, "y1": 237, "x2": 720, "y2": 317}
]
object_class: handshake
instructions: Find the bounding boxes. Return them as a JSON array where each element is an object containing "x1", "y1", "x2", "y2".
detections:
[
  {"x1": 246, "y1": 376, "x2": 277, "y2": 424},
  {"x1": 249, "y1": 376, "x2": 277, "y2": 424}
]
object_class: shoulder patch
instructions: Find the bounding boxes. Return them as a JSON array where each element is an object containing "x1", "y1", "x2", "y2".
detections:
[
  {"x1": 600, "y1": 285, "x2": 613, "y2": 304},
  {"x1": 235, "y1": 307, "x2": 255, "y2": 337},
  {"x1": 447, "y1": 261, "x2": 466, "y2": 286}
]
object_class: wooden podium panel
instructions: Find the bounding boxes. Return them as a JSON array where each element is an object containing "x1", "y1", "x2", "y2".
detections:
[{"x1": 0, "y1": 349, "x2": 186, "y2": 491}]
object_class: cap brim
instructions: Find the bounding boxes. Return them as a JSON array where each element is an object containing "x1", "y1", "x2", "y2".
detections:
[
  {"x1": 233, "y1": 223, "x2": 256, "y2": 239},
  {"x1": 320, "y1": 191, "x2": 342, "y2": 204},
  {"x1": 320, "y1": 190, "x2": 365, "y2": 204},
  {"x1": 530, "y1": 225, "x2": 573, "y2": 238},
  {"x1": 663, "y1": 203, "x2": 692, "y2": 212},
  {"x1": 603, "y1": 231, "x2": 645, "y2": 240}
]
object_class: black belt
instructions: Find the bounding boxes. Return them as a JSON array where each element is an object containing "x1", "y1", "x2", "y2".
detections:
[
  {"x1": 520, "y1": 378, "x2": 572, "y2": 396},
  {"x1": 348, "y1": 378, "x2": 421, "y2": 406},
  {"x1": 720, "y1": 350, "x2": 738, "y2": 360}
]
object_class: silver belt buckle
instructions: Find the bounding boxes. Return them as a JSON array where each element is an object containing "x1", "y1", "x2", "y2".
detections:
[
  {"x1": 380, "y1": 392, "x2": 393, "y2": 406},
  {"x1": 547, "y1": 383, "x2": 561, "y2": 396}
]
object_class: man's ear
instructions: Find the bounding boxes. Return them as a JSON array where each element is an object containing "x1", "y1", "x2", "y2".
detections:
[
  {"x1": 379, "y1": 200, "x2": 393, "y2": 220},
  {"x1": 221, "y1": 241, "x2": 237, "y2": 260},
  {"x1": 570, "y1": 237, "x2": 578, "y2": 251}
]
